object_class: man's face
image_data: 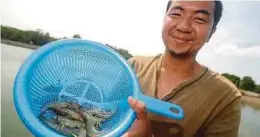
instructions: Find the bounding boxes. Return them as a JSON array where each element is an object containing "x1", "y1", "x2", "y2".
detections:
[{"x1": 162, "y1": 1, "x2": 215, "y2": 58}]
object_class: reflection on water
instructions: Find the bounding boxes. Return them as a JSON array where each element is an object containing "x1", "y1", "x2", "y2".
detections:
[
  {"x1": 239, "y1": 104, "x2": 260, "y2": 137},
  {"x1": 1, "y1": 43, "x2": 260, "y2": 137}
]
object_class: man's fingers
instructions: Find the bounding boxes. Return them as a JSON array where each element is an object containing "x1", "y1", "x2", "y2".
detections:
[
  {"x1": 121, "y1": 131, "x2": 138, "y2": 137},
  {"x1": 128, "y1": 96, "x2": 148, "y2": 120},
  {"x1": 121, "y1": 132, "x2": 127, "y2": 137},
  {"x1": 121, "y1": 132, "x2": 129, "y2": 137}
]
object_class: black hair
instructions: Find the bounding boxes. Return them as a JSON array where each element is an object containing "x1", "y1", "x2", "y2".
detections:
[{"x1": 166, "y1": 0, "x2": 223, "y2": 28}]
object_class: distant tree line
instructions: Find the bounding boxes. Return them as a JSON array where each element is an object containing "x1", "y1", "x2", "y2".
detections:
[
  {"x1": 1, "y1": 25, "x2": 58, "y2": 46},
  {"x1": 1, "y1": 25, "x2": 133, "y2": 60},
  {"x1": 222, "y1": 73, "x2": 260, "y2": 94},
  {"x1": 105, "y1": 44, "x2": 133, "y2": 60}
]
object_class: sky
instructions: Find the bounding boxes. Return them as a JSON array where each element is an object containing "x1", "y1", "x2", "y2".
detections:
[{"x1": 1, "y1": 0, "x2": 260, "y2": 84}]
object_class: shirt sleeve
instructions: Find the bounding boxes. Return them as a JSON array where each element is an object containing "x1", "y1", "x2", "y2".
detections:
[
  {"x1": 203, "y1": 96, "x2": 242, "y2": 137},
  {"x1": 127, "y1": 57, "x2": 136, "y2": 68},
  {"x1": 127, "y1": 57, "x2": 140, "y2": 72}
]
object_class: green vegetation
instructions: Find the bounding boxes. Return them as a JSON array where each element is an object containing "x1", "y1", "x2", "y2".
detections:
[
  {"x1": 222, "y1": 73, "x2": 240, "y2": 87},
  {"x1": 222, "y1": 73, "x2": 260, "y2": 94},
  {"x1": 105, "y1": 44, "x2": 133, "y2": 60},
  {"x1": 73, "y1": 34, "x2": 81, "y2": 38},
  {"x1": 255, "y1": 85, "x2": 260, "y2": 94},
  {"x1": 1, "y1": 25, "x2": 132, "y2": 60},
  {"x1": 1, "y1": 26, "x2": 58, "y2": 45}
]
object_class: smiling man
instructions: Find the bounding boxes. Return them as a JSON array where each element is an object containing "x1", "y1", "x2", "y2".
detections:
[{"x1": 123, "y1": 1, "x2": 241, "y2": 137}]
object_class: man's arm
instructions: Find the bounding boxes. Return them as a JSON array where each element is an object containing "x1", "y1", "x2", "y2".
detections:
[{"x1": 203, "y1": 97, "x2": 242, "y2": 137}]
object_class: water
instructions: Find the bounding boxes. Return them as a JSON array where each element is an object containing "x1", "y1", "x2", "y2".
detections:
[
  {"x1": 1, "y1": 43, "x2": 260, "y2": 137},
  {"x1": 1, "y1": 44, "x2": 33, "y2": 137},
  {"x1": 239, "y1": 104, "x2": 260, "y2": 137}
]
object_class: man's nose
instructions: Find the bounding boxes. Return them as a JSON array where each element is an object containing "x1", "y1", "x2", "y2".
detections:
[{"x1": 176, "y1": 18, "x2": 192, "y2": 33}]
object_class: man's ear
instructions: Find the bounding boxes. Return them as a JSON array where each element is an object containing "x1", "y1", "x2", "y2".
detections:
[{"x1": 207, "y1": 27, "x2": 216, "y2": 42}]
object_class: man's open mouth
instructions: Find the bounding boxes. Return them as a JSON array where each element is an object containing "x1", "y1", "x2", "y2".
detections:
[{"x1": 173, "y1": 36, "x2": 192, "y2": 43}]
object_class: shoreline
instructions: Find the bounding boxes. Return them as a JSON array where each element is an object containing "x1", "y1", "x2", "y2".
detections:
[
  {"x1": 2, "y1": 39, "x2": 260, "y2": 109},
  {"x1": 1, "y1": 39, "x2": 40, "y2": 50},
  {"x1": 242, "y1": 96, "x2": 260, "y2": 109},
  {"x1": 240, "y1": 90, "x2": 260, "y2": 109}
]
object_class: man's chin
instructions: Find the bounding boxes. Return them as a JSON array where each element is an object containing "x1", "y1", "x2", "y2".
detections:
[{"x1": 167, "y1": 49, "x2": 191, "y2": 59}]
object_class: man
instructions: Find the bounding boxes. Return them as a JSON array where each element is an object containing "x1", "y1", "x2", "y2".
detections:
[{"x1": 122, "y1": 1, "x2": 241, "y2": 137}]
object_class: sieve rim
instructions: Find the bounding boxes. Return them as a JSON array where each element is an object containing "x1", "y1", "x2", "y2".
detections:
[{"x1": 13, "y1": 39, "x2": 139, "y2": 137}]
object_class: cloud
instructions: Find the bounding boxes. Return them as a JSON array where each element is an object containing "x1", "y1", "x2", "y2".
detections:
[
  {"x1": 215, "y1": 44, "x2": 260, "y2": 58},
  {"x1": 197, "y1": 43, "x2": 260, "y2": 84},
  {"x1": 215, "y1": 1, "x2": 260, "y2": 47},
  {"x1": 197, "y1": 1, "x2": 260, "y2": 84},
  {"x1": 1, "y1": 0, "x2": 169, "y2": 56}
]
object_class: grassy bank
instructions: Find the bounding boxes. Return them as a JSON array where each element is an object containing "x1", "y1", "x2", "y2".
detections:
[
  {"x1": 240, "y1": 89, "x2": 260, "y2": 109},
  {"x1": 240, "y1": 89, "x2": 260, "y2": 97},
  {"x1": 242, "y1": 96, "x2": 260, "y2": 109},
  {"x1": 1, "y1": 39, "x2": 39, "y2": 50}
]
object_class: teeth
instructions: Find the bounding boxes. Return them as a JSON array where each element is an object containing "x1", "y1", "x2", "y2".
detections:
[{"x1": 175, "y1": 38, "x2": 186, "y2": 43}]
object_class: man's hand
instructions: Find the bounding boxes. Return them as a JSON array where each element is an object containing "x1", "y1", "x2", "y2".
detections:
[{"x1": 122, "y1": 96, "x2": 153, "y2": 137}]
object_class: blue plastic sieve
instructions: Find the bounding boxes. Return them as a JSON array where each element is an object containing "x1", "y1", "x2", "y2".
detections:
[{"x1": 13, "y1": 39, "x2": 184, "y2": 137}]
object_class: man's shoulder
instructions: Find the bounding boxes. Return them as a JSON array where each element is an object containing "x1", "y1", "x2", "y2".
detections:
[
  {"x1": 205, "y1": 68, "x2": 242, "y2": 99},
  {"x1": 127, "y1": 54, "x2": 161, "y2": 65},
  {"x1": 195, "y1": 69, "x2": 242, "y2": 136},
  {"x1": 127, "y1": 54, "x2": 162, "y2": 72}
]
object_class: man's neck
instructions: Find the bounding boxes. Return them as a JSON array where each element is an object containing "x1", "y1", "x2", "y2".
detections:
[{"x1": 161, "y1": 51, "x2": 202, "y2": 78}]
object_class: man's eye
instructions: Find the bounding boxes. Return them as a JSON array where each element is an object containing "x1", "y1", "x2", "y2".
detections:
[
  {"x1": 194, "y1": 18, "x2": 207, "y2": 23},
  {"x1": 169, "y1": 13, "x2": 181, "y2": 17}
]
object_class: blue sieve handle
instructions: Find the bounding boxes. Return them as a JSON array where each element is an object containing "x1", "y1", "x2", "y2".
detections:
[{"x1": 139, "y1": 95, "x2": 184, "y2": 120}]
